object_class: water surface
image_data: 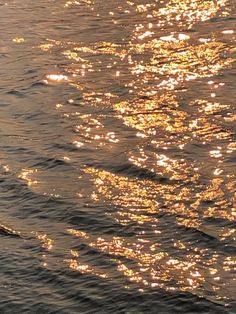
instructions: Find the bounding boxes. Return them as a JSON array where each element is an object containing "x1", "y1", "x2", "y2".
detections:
[{"x1": 0, "y1": 0, "x2": 236, "y2": 313}]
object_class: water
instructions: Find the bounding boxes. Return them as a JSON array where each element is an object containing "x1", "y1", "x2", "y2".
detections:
[{"x1": 0, "y1": 0, "x2": 235, "y2": 313}]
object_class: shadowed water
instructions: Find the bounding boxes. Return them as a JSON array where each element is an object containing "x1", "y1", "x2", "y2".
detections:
[{"x1": 0, "y1": 0, "x2": 235, "y2": 313}]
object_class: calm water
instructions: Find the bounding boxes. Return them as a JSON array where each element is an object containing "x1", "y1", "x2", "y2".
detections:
[{"x1": 0, "y1": 0, "x2": 235, "y2": 313}]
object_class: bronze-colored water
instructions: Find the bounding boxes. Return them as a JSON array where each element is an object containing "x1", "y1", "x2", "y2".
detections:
[{"x1": 0, "y1": 1, "x2": 235, "y2": 313}]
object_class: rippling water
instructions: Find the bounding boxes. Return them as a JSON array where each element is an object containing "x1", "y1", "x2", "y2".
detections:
[{"x1": 0, "y1": 0, "x2": 236, "y2": 313}]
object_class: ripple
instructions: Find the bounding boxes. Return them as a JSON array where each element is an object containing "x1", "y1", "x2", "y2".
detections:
[{"x1": 0, "y1": 0, "x2": 235, "y2": 312}]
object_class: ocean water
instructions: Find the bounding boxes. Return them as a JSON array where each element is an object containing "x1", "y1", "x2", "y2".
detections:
[{"x1": 0, "y1": 0, "x2": 235, "y2": 313}]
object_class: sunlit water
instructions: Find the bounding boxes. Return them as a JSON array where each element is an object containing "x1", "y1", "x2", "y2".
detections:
[{"x1": 0, "y1": 0, "x2": 235, "y2": 313}]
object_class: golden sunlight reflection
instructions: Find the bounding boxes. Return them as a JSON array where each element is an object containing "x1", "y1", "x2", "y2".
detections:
[
  {"x1": 18, "y1": 168, "x2": 38, "y2": 187},
  {"x1": 67, "y1": 222, "x2": 236, "y2": 300},
  {"x1": 64, "y1": 0, "x2": 93, "y2": 8},
  {"x1": 71, "y1": 114, "x2": 119, "y2": 147},
  {"x1": 128, "y1": 40, "x2": 234, "y2": 88},
  {"x1": 114, "y1": 93, "x2": 187, "y2": 137},
  {"x1": 12, "y1": 37, "x2": 25, "y2": 44},
  {"x1": 74, "y1": 165, "x2": 236, "y2": 299},
  {"x1": 85, "y1": 166, "x2": 236, "y2": 228},
  {"x1": 35, "y1": 232, "x2": 54, "y2": 251},
  {"x1": 45, "y1": 74, "x2": 69, "y2": 83},
  {"x1": 67, "y1": 258, "x2": 108, "y2": 279},
  {"x1": 37, "y1": 0, "x2": 236, "y2": 305},
  {"x1": 129, "y1": 0, "x2": 229, "y2": 36}
]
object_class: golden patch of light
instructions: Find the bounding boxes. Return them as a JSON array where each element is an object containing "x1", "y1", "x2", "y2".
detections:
[
  {"x1": 112, "y1": 211, "x2": 159, "y2": 226},
  {"x1": 190, "y1": 99, "x2": 230, "y2": 115},
  {"x1": 86, "y1": 235, "x2": 209, "y2": 292},
  {"x1": 85, "y1": 167, "x2": 163, "y2": 217},
  {"x1": 188, "y1": 178, "x2": 236, "y2": 222},
  {"x1": 73, "y1": 140, "x2": 84, "y2": 148},
  {"x1": 189, "y1": 118, "x2": 231, "y2": 142},
  {"x1": 67, "y1": 228, "x2": 89, "y2": 239},
  {"x1": 0, "y1": 224, "x2": 20, "y2": 237},
  {"x1": 160, "y1": 35, "x2": 178, "y2": 42},
  {"x1": 210, "y1": 149, "x2": 223, "y2": 158},
  {"x1": 85, "y1": 167, "x2": 200, "y2": 228},
  {"x1": 56, "y1": 103, "x2": 63, "y2": 109},
  {"x1": 226, "y1": 142, "x2": 236, "y2": 154},
  {"x1": 177, "y1": 217, "x2": 201, "y2": 229},
  {"x1": 136, "y1": 4, "x2": 155, "y2": 13},
  {"x1": 74, "y1": 42, "x2": 127, "y2": 59},
  {"x1": 34, "y1": 1, "x2": 236, "y2": 300},
  {"x1": 153, "y1": 0, "x2": 228, "y2": 29},
  {"x1": 220, "y1": 228, "x2": 236, "y2": 241},
  {"x1": 105, "y1": 39, "x2": 234, "y2": 142},
  {"x1": 222, "y1": 30, "x2": 234, "y2": 34},
  {"x1": 114, "y1": 93, "x2": 187, "y2": 136},
  {"x1": 70, "y1": 250, "x2": 79, "y2": 257},
  {"x1": 66, "y1": 230, "x2": 108, "y2": 278},
  {"x1": 204, "y1": 206, "x2": 236, "y2": 222},
  {"x1": 128, "y1": 149, "x2": 198, "y2": 182},
  {"x1": 69, "y1": 165, "x2": 236, "y2": 297},
  {"x1": 67, "y1": 259, "x2": 108, "y2": 278},
  {"x1": 62, "y1": 50, "x2": 92, "y2": 76},
  {"x1": 18, "y1": 168, "x2": 38, "y2": 186},
  {"x1": 178, "y1": 33, "x2": 191, "y2": 41},
  {"x1": 223, "y1": 257, "x2": 236, "y2": 271},
  {"x1": 214, "y1": 168, "x2": 223, "y2": 176},
  {"x1": 63, "y1": 111, "x2": 81, "y2": 118},
  {"x1": 64, "y1": 0, "x2": 93, "y2": 7},
  {"x1": 71, "y1": 114, "x2": 119, "y2": 146},
  {"x1": 43, "y1": 192, "x2": 61, "y2": 198},
  {"x1": 39, "y1": 43, "x2": 54, "y2": 52},
  {"x1": 226, "y1": 180, "x2": 236, "y2": 193},
  {"x1": 86, "y1": 163, "x2": 236, "y2": 230},
  {"x1": 225, "y1": 114, "x2": 236, "y2": 123},
  {"x1": 138, "y1": 31, "x2": 154, "y2": 40},
  {"x1": 117, "y1": 263, "x2": 144, "y2": 284},
  {"x1": 3, "y1": 164, "x2": 10, "y2": 172},
  {"x1": 88, "y1": 236, "x2": 167, "y2": 287},
  {"x1": 199, "y1": 179, "x2": 224, "y2": 202},
  {"x1": 36, "y1": 232, "x2": 54, "y2": 251},
  {"x1": 39, "y1": 39, "x2": 61, "y2": 52},
  {"x1": 157, "y1": 33, "x2": 191, "y2": 43},
  {"x1": 63, "y1": 50, "x2": 88, "y2": 63},
  {"x1": 124, "y1": 39, "x2": 234, "y2": 98},
  {"x1": 148, "y1": 41, "x2": 233, "y2": 84},
  {"x1": 128, "y1": 0, "x2": 229, "y2": 41},
  {"x1": 38, "y1": 38, "x2": 234, "y2": 147},
  {"x1": 12, "y1": 37, "x2": 25, "y2": 43},
  {"x1": 45, "y1": 74, "x2": 69, "y2": 83},
  {"x1": 64, "y1": 0, "x2": 79, "y2": 7},
  {"x1": 82, "y1": 92, "x2": 118, "y2": 107}
]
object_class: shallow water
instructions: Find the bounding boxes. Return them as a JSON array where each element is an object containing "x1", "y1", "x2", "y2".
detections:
[{"x1": 0, "y1": 0, "x2": 236, "y2": 313}]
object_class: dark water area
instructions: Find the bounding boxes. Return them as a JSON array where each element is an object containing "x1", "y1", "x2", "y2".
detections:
[{"x1": 0, "y1": 0, "x2": 236, "y2": 313}]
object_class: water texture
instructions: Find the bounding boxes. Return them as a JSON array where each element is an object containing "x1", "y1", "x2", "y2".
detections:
[{"x1": 0, "y1": 0, "x2": 236, "y2": 313}]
